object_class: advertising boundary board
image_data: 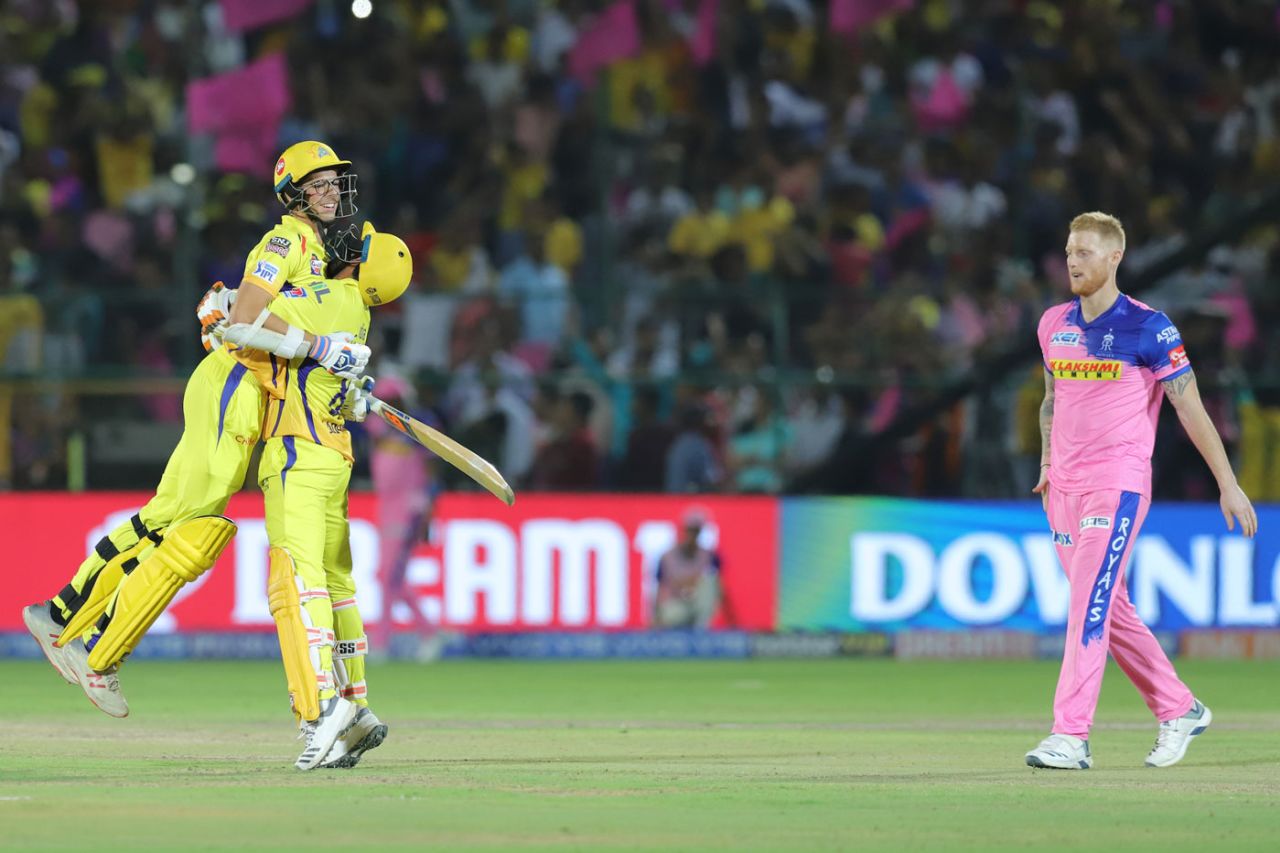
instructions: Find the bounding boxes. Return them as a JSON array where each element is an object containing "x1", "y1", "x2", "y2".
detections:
[{"x1": 2, "y1": 494, "x2": 1276, "y2": 643}]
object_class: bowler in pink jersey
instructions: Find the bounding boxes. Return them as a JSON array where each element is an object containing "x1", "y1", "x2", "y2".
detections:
[{"x1": 1025, "y1": 212, "x2": 1257, "y2": 771}]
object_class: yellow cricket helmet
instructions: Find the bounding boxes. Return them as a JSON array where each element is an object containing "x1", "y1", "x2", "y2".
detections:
[
  {"x1": 355, "y1": 222, "x2": 413, "y2": 306},
  {"x1": 272, "y1": 140, "x2": 357, "y2": 217}
]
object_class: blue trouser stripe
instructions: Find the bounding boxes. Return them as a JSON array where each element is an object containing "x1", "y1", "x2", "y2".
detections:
[
  {"x1": 281, "y1": 436, "x2": 298, "y2": 491},
  {"x1": 216, "y1": 363, "x2": 248, "y2": 443},
  {"x1": 1082, "y1": 490, "x2": 1141, "y2": 647},
  {"x1": 297, "y1": 362, "x2": 322, "y2": 445}
]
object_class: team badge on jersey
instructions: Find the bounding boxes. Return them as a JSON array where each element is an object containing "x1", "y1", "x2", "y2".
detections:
[{"x1": 310, "y1": 256, "x2": 323, "y2": 276}]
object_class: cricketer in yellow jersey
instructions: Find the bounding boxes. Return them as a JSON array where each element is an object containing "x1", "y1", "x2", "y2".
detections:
[
  {"x1": 258, "y1": 223, "x2": 413, "y2": 769},
  {"x1": 21, "y1": 141, "x2": 372, "y2": 718}
]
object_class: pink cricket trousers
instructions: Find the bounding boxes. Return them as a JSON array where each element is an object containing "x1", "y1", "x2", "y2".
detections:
[{"x1": 1046, "y1": 488, "x2": 1195, "y2": 738}]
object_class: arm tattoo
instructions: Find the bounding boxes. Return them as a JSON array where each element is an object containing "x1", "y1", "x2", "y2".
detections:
[
  {"x1": 1039, "y1": 379, "x2": 1054, "y2": 460},
  {"x1": 1162, "y1": 369, "x2": 1195, "y2": 399}
]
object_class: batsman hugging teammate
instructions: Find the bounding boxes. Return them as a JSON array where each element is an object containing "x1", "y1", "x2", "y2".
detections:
[
  {"x1": 257, "y1": 222, "x2": 413, "y2": 769},
  {"x1": 21, "y1": 142, "x2": 372, "y2": 716}
]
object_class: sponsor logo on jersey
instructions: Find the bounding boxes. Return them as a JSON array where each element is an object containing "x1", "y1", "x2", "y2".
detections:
[
  {"x1": 310, "y1": 255, "x2": 323, "y2": 276},
  {"x1": 265, "y1": 236, "x2": 290, "y2": 258},
  {"x1": 1156, "y1": 325, "x2": 1181, "y2": 344},
  {"x1": 1052, "y1": 530, "x2": 1074, "y2": 546},
  {"x1": 1050, "y1": 331, "x2": 1082, "y2": 346},
  {"x1": 1080, "y1": 516, "x2": 1111, "y2": 530},
  {"x1": 281, "y1": 286, "x2": 307, "y2": 299},
  {"x1": 1050, "y1": 359, "x2": 1122, "y2": 380},
  {"x1": 274, "y1": 157, "x2": 286, "y2": 177},
  {"x1": 253, "y1": 260, "x2": 281, "y2": 284},
  {"x1": 1169, "y1": 345, "x2": 1189, "y2": 370}
]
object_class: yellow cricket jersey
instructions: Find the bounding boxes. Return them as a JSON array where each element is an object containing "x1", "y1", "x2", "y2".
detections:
[
  {"x1": 261, "y1": 278, "x2": 369, "y2": 463},
  {"x1": 227, "y1": 215, "x2": 331, "y2": 399}
]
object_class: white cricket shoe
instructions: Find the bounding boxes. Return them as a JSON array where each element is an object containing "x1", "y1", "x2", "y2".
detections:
[
  {"x1": 1146, "y1": 700, "x2": 1212, "y2": 768},
  {"x1": 295, "y1": 696, "x2": 359, "y2": 771},
  {"x1": 60, "y1": 637, "x2": 129, "y2": 718},
  {"x1": 322, "y1": 707, "x2": 389, "y2": 769},
  {"x1": 22, "y1": 603, "x2": 77, "y2": 685},
  {"x1": 1025, "y1": 734, "x2": 1092, "y2": 769}
]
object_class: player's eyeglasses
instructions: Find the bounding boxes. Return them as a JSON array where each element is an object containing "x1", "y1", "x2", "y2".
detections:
[{"x1": 302, "y1": 178, "x2": 342, "y2": 194}]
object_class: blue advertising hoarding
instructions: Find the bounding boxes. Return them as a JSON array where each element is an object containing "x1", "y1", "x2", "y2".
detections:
[{"x1": 780, "y1": 498, "x2": 1280, "y2": 633}]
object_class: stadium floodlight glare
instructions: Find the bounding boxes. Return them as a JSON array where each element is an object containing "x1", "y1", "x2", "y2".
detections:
[
  {"x1": 351, "y1": 0, "x2": 372, "y2": 19},
  {"x1": 170, "y1": 163, "x2": 196, "y2": 185}
]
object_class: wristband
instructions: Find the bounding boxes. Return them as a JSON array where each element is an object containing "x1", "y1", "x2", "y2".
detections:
[{"x1": 308, "y1": 333, "x2": 330, "y2": 362}]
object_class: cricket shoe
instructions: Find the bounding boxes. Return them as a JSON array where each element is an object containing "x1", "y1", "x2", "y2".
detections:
[
  {"x1": 295, "y1": 696, "x2": 359, "y2": 771},
  {"x1": 1025, "y1": 734, "x2": 1092, "y2": 769},
  {"x1": 60, "y1": 637, "x2": 129, "y2": 718},
  {"x1": 1145, "y1": 700, "x2": 1212, "y2": 768},
  {"x1": 22, "y1": 603, "x2": 77, "y2": 685},
  {"x1": 322, "y1": 707, "x2": 389, "y2": 769}
]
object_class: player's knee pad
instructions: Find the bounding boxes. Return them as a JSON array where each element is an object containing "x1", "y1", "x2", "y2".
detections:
[
  {"x1": 57, "y1": 523, "x2": 165, "y2": 647},
  {"x1": 331, "y1": 596, "x2": 368, "y2": 705},
  {"x1": 268, "y1": 547, "x2": 336, "y2": 722},
  {"x1": 86, "y1": 516, "x2": 235, "y2": 671}
]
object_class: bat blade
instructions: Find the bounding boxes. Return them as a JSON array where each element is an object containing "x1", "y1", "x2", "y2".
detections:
[{"x1": 369, "y1": 396, "x2": 515, "y2": 506}]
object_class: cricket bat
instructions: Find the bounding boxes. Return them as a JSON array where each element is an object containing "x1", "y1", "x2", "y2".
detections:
[{"x1": 368, "y1": 396, "x2": 515, "y2": 506}]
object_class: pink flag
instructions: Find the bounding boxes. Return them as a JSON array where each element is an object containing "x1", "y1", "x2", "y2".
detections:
[
  {"x1": 214, "y1": 123, "x2": 281, "y2": 174},
  {"x1": 689, "y1": 0, "x2": 719, "y2": 67},
  {"x1": 567, "y1": 0, "x2": 641, "y2": 87},
  {"x1": 219, "y1": 0, "x2": 314, "y2": 33},
  {"x1": 186, "y1": 53, "x2": 292, "y2": 135},
  {"x1": 829, "y1": 0, "x2": 915, "y2": 36}
]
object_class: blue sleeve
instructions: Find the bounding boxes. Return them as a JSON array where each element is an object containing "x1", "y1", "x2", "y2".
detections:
[{"x1": 1136, "y1": 312, "x2": 1189, "y2": 375}]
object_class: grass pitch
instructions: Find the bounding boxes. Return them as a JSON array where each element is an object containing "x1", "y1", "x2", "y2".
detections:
[{"x1": 1, "y1": 657, "x2": 1278, "y2": 851}]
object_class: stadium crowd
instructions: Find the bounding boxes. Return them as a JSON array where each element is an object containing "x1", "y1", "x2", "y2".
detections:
[{"x1": 1, "y1": 0, "x2": 1278, "y2": 499}]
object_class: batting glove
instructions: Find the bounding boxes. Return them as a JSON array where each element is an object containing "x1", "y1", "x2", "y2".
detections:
[
  {"x1": 310, "y1": 332, "x2": 371, "y2": 380},
  {"x1": 341, "y1": 377, "x2": 376, "y2": 422},
  {"x1": 196, "y1": 281, "x2": 236, "y2": 351}
]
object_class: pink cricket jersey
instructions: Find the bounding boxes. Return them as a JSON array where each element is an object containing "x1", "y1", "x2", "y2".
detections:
[{"x1": 1037, "y1": 294, "x2": 1191, "y2": 497}]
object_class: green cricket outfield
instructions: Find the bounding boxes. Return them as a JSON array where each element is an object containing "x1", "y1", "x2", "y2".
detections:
[{"x1": 1, "y1": 658, "x2": 1277, "y2": 851}]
